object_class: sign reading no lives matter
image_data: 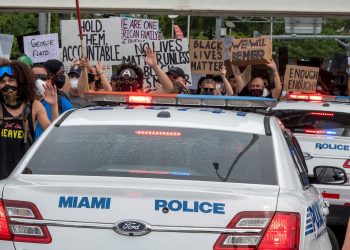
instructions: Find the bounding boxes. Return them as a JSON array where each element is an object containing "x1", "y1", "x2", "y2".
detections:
[{"x1": 284, "y1": 65, "x2": 319, "y2": 93}]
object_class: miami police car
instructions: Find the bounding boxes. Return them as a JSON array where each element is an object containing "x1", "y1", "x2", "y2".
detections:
[
  {"x1": 270, "y1": 93, "x2": 350, "y2": 226},
  {"x1": 0, "y1": 93, "x2": 343, "y2": 250}
]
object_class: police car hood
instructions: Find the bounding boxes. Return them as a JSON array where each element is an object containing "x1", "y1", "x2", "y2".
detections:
[{"x1": 3, "y1": 175, "x2": 279, "y2": 227}]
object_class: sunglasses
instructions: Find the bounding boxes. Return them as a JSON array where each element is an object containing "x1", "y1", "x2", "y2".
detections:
[
  {"x1": 36, "y1": 74, "x2": 49, "y2": 81},
  {"x1": 119, "y1": 77, "x2": 137, "y2": 83},
  {"x1": 0, "y1": 66, "x2": 14, "y2": 78},
  {"x1": 202, "y1": 88, "x2": 214, "y2": 92}
]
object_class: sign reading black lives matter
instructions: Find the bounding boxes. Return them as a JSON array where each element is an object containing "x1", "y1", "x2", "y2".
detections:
[
  {"x1": 120, "y1": 17, "x2": 159, "y2": 44},
  {"x1": 284, "y1": 65, "x2": 320, "y2": 93},
  {"x1": 121, "y1": 39, "x2": 191, "y2": 89},
  {"x1": 230, "y1": 37, "x2": 272, "y2": 66},
  {"x1": 190, "y1": 39, "x2": 224, "y2": 74}
]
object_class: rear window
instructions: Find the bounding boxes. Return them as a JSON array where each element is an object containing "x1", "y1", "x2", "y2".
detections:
[
  {"x1": 274, "y1": 110, "x2": 350, "y2": 137},
  {"x1": 25, "y1": 126, "x2": 276, "y2": 185}
]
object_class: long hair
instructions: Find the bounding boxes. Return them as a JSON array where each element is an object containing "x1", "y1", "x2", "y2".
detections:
[{"x1": 7, "y1": 61, "x2": 36, "y2": 102}]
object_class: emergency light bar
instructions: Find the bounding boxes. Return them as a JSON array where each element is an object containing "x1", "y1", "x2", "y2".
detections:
[
  {"x1": 286, "y1": 93, "x2": 350, "y2": 103},
  {"x1": 83, "y1": 91, "x2": 278, "y2": 108}
]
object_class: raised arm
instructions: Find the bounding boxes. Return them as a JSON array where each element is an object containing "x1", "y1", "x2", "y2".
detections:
[
  {"x1": 95, "y1": 61, "x2": 112, "y2": 91},
  {"x1": 231, "y1": 64, "x2": 245, "y2": 93},
  {"x1": 34, "y1": 83, "x2": 58, "y2": 130},
  {"x1": 77, "y1": 57, "x2": 90, "y2": 97},
  {"x1": 144, "y1": 47, "x2": 174, "y2": 93},
  {"x1": 220, "y1": 66, "x2": 234, "y2": 96},
  {"x1": 266, "y1": 60, "x2": 282, "y2": 99}
]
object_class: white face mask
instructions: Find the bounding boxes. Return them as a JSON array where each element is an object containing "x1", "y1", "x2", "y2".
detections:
[
  {"x1": 70, "y1": 78, "x2": 79, "y2": 89},
  {"x1": 35, "y1": 79, "x2": 46, "y2": 96}
]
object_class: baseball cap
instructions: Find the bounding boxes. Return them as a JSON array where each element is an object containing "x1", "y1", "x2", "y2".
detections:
[
  {"x1": 17, "y1": 55, "x2": 33, "y2": 67},
  {"x1": 167, "y1": 67, "x2": 186, "y2": 79},
  {"x1": 119, "y1": 68, "x2": 137, "y2": 78},
  {"x1": 68, "y1": 65, "x2": 81, "y2": 77}
]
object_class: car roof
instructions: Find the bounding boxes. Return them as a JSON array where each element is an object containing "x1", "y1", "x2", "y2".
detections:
[
  {"x1": 272, "y1": 101, "x2": 350, "y2": 113},
  {"x1": 60, "y1": 106, "x2": 268, "y2": 135}
]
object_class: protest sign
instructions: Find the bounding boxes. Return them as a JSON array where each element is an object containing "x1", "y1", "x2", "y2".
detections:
[
  {"x1": 121, "y1": 38, "x2": 191, "y2": 89},
  {"x1": 24, "y1": 33, "x2": 59, "y2": 63},
  {"x1": 190, "y1": 39, "x2": 224, "y2": 74},
  {"x1": 222, "y1": 36, "x2": 234, "y2": 61},
  {"x1": 230, "y1": 37, "x2": 272, "y2": 66},
  {"x1": 0, "y1": 34, "x2": 14, "y2": 59},
  {"x1": 121, "y1": 17, "x2": 159, "y2": 44},
  {"x1": 284, "y1": 65, "x2": 319, "y2": 93},
  {"x1": 61, "y1": 18, "x2": 123, "y2": 66}
]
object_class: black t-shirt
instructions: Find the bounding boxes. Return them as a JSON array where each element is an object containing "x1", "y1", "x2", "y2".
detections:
[
  {"x1": 238, "y1": 86, "x2": 272, "y2": 98},
  {"x1": 0, "y1": 104, "x2": 34, "y2": 179}
]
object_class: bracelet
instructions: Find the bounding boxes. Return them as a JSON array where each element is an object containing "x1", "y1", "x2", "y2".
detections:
[{"x1": 97, "y1": 71, "x2": 104, "y2": 75}]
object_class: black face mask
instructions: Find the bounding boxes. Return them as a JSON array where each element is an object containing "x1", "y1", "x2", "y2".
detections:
[
  {"x1": 0, "y1": 85, "x2": 24, "y2": 109},
  {"x1": 54, "y1": 75, "x2": 66, "y2": 89},
  {"x1": 250, "y1": 89, "x2": 263, "y2": 97},
  {"x1": 118, "y1": 83, "x2": 141, "y2": 92}
]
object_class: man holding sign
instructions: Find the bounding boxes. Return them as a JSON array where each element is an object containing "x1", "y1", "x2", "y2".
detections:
[{"x1": 235, "y1": 60, "x2": 282, "y2": 99}]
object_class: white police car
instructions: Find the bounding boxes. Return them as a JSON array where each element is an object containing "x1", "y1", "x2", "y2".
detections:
[
  {"x1": 0, "y1": 93, "x2": 343, "y2": 250},
  {"x1": 271, "y1": 94, "x2": 350, "y2": 227}
]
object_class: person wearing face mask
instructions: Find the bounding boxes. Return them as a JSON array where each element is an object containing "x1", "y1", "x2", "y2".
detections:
[
  {"x1": 66, "y1": 64, "x2": 89, "y2": 108},
  {"x1": 77, "y1": 58, "x2": 112, "y2": 97},
  {"x1": 0, "y1": 60, "x2": 58, "y2": 179},
  {"x1": 235, "y1": 60, "x2": 282, "y2": 99},
  {"x1": 33, "y1": 59, "x2": 74, "y2": 139}
]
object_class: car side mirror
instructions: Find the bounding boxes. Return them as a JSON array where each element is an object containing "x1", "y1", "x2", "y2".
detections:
[{"x1": 313, "y1": 166, "x2": 347, "y2": 185}]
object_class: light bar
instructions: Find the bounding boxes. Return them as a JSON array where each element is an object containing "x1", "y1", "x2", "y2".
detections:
[
  {"x1": 135, "y1": 130, "x2": 182, "y2": 137},
  {"x1": 309, "y1": 112, "x2": 334, "y2": 117},
  {"x1": 287, "y1": 93, "x2": 324, "y2": 101},
  {"x1": 304, "y1": 129, "x2": 337, "y2": 135},
  {"x1": 83, "y1": 91, "x2": 278, "y2": 108}
]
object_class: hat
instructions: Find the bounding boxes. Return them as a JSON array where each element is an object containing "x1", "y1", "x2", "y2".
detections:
[
  {"x1": 119, "y1": 68, "x2": 137, "y2": 78},
  {"x1": 17, "y1": 55, "x2": 33, "y2": 67},
  {"x1": 44, "y1": 59, "x2": 64, "y2": 75},
  {"x1": 68, "y1": 65, "x2": 81, "y2": 77},
  {"x1": 167, "y1": 67, "x2": 186, "y2": 79},
  {"x1": 111, "y1": 72, "x2": 118, "y2": 81}
]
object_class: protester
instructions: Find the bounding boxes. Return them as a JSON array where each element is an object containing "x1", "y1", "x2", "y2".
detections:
[
  {"x1": 66, "y1": 63, "x2": 89, "y2": 108},
  {"x1": 114, "y1": 63, "x2": 144, "y2": 92},
  {"x1": 199, "y1": 78, "x2": 219, "y2": 95},
  {"x1": 0, "y1": 60, "x2": 58, "y2": 179},
  {"x1": 219, "y1": 65, "x2": 234, "y2": 96},
  {"x1": 17, "y1": 54, "x2": 33, "y2": 68},
  {"x1": 33, "y1": 60, "x2": 73, "y2": 138},
  {"x1": 77, "y1": 58, "x2": 112, "y2": 97},
  {"x1": 234, "y1": 60, "x2": 282, "y2": 99}
]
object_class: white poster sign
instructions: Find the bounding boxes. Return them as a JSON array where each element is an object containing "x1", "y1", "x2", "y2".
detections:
[
  {"x1": 0, "y1": 33, "x2": 14, "y2": 59},
  {"x1": 120, "y1": 38, "x2": 192, "y2": 89},
  {"x1": 24, "y1": 33, "x2": 59, "y2": 63},
  {"x1": 120, "y1": 17, "x2": 159, "y2": 44}
]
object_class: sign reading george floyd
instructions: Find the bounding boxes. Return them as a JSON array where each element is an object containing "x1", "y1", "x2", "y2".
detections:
[
  {"x1": 284, "y1": 65, "x2": 319, "y2": 93},
  {"x1": 121, "y1": 17, "x2": 159, "y2": 44},
  {"x1": 121, "y1": 38, "x2": 191, "y2": 89},
  {"x1": 23, "y1": 33, "x2": 59, "y2": 63},
  {"x1": 230, "y1": 37, "x2": 272, "y2": 65},
  {"x1": 190, "y1": 39, "x2": 224, "y2": 74}
]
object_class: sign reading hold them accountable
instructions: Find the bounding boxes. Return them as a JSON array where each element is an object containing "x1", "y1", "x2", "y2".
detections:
[
  {"x1": 190, "y1": 39, "x2": 224, "y2": 74},
  {"x1": 284, "y1": 65, "x2": 320, "y2": 93},
  {"x1": 230, "y1": 37, "x2": 272, "y2": 66}
]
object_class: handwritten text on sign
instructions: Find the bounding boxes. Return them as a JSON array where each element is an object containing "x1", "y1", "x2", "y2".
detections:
[
  {"x1": 190, "y1": 39, "x2": 224, "y2": 74},
  {"x1": 121, "y1": 17, "x2": 159, "y2": 44},
  {"x1": 284, "y1": 65, "x2": 319, "y2": 93},
  {"x1": 24, "y1": 33, "x2": 59, "y2": 63},
  {"x1": 230, "y1": 37, "x2": 272, "y2": 65},
  {"x1": 121, "y1": 39, "x2": 191, "y2": 89}
]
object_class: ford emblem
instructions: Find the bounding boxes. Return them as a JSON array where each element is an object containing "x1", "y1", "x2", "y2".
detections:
[{"x1": 113, "y1": 220, "x2": 151, "y2": 236}]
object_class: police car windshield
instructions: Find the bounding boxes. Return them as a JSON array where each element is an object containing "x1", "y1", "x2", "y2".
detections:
[
  {"x1": 25, "y1": 126, "x2": 276, "y2": 185},
  {"x1": 275, "y1": 111, "x2": 350, "y2": 137}
]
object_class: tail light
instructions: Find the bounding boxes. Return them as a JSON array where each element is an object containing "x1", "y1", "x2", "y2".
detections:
[
  {"x1": 213, "y1": 211, "x2": 300, "y2": 250},
  {"x1": 0, "y1": 199, "x2": 51, "y2": 244},
  {"x1": 287, "y1": 94, "x2": 323, "y2": 102}
]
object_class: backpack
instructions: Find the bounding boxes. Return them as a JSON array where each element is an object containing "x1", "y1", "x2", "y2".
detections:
[{"x1": 0, "y1": 102, "x2": 34, "y2": 145}]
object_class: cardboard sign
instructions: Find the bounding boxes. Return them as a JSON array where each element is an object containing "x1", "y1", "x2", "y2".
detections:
[
  {"x1": 0, "y1": 34, "x2": 14, "y2": 59},
  {"x1": 190, "y1": 39, "x2": 224, "y2": 74},
  {"x1": 120, "y1": 39, "x2": 192, "y2": 89},
  {"x1": 121, "y1": 17, "x2": 159, "y2": 44},
  {"x1": 284, "y1": 65, "x2": 319, "y2": 93},
  {"x1": 61, "y1": 18, "x2": 123, "y2": 66},
  {"x1": 23, "y1": 33, "x2": 59, "y2": 63},
  {"x1": 230, "y1": 37, "x2": 272, "y2": 66}
]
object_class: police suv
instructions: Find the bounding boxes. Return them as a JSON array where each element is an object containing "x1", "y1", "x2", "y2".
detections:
[
  {"x1": 0, "y1": 93, "x2": 343, "y2": 250},
  {"x1": 271, "y1": 93, "x2": 350, "y2": 227}
]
